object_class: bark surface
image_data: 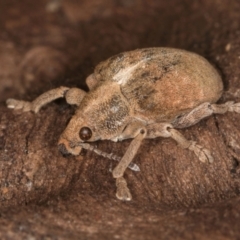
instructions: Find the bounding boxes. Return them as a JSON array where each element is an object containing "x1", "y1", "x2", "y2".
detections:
[{"x1": 1, "y1": 0, "x2": 240, "y2": 239}]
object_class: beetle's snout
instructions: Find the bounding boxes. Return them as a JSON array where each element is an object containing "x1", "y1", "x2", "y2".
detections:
[
  {"x1": 58, "y1": 137, "x2": 82, "y2": 156},
  {"x1": 58, "y1": 143, "x2": 70, "y2": 157}
]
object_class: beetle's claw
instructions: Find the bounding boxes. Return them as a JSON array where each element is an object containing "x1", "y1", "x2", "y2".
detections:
[{"x1": 116, "y1": 186, "x2": 132, "y2": 201}]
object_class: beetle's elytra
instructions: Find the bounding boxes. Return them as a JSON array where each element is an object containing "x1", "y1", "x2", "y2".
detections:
[{"x1": 6, "y1": 48, "x2": 240, "y2": 201}]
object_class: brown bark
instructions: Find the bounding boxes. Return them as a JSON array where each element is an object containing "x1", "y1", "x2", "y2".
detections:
[{"x1": 1, "y1": 0, "x2": 240, "y2": 239}]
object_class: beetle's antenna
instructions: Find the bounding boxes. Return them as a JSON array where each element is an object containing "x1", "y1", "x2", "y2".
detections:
[{"x1": 78, "y1": 143, "x2": 140, "y2": 172}]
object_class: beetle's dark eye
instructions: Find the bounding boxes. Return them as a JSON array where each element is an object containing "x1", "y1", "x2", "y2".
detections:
[{"x1": 79, "y1": 127, "x2": 92, "y2": 141}]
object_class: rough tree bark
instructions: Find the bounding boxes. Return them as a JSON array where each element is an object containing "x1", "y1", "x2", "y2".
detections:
[{"x1": 1, "y1": 0, "x2": 240, "y2": 239}]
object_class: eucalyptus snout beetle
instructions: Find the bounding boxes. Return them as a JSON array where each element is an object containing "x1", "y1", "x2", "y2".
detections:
[{"x1": 7, "y1": 48, "x2": 240, "y2": 201}]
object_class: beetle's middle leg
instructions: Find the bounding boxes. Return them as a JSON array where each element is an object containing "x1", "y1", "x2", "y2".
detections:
[{"x1": 146, "y1": 122, "x2": 213, "y2": 163}]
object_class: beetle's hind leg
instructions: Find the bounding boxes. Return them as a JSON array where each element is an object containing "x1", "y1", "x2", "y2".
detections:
[
  {"x1": 172, "y1": 101, "x2": 240, "y2": 129},
  {"x1": 166, "y1": 101, "x2": 240, "y2": 163},
  {"x1": 6, "y1": 87, "x2": 86, "y2": 113}
]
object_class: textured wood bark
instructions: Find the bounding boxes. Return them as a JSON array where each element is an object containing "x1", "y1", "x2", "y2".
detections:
[{"x1": 1, "y1": 0, "x2": 240, "y2": 239}]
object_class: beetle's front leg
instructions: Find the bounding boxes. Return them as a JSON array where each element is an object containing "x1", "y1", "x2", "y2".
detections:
[
  {"x1": 116, "y1": 176, "x2": 132, "y2": 201},
  {"x1": 147, "y1": 123, "x2": 213, "y2": 163},
  {"x1": 6, "y1": 87, "x2": 86, "y2": 113},
  {"x1": 113, "y1": 125, "x2": 146, "y2": 201}
]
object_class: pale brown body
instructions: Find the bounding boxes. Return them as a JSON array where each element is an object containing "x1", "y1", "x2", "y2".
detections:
[
  {"x1": 94, "y1": 48, "x2": 223, "y2": 123},
  {"x1": 6, "y1": 48, "x2": 240, "y2": 201}
]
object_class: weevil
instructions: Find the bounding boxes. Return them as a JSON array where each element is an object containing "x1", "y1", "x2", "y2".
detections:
[{"x1": 6, "y1": 47, "x2": 240, "y2": 201}]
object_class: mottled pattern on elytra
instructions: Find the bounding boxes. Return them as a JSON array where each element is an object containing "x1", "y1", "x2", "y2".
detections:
[{"x1": 94, "y1": 48, "x2": 223, "y2": 122}]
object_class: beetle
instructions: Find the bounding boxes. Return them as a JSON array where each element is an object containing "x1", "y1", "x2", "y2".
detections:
[{"x1": 6, "y1": 47, "x2": 240, "y2": 201}]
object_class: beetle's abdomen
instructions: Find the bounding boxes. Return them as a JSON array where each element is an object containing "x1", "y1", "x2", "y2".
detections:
[{"x1": 95, "y1": 48, "x2": 223, "y2": 122}]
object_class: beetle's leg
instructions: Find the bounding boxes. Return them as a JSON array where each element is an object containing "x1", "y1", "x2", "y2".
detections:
[
  {"x1": 168, "y1": 128, "x2": 213, "y2": 163},
  {"x1": 113, "y1": 128, "x2": 146, "y2": 178},
  {"x1": 116, "y1": 176, "x2": 132, "y2": 201},
  {"x1": 6, "y1": 87, "x2": 86, "y2": 113},
  {"x1": 64, "y1": 88, "x2": 86, "y2": 106},
  {"x1": 86, "y1": 74, "x2": 99, "y2": 90},
  {"x1": 146, "y1": 123, "x2": 213, "y2": 163},
  {"x1": 113, "y1": 127, "x2": 146, "y2": 201},
  {"x1": 172, "y1": 101, "x2": 240, "y2": 129}
]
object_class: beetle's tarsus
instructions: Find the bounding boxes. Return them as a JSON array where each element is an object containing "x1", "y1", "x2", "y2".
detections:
[
  {"x1": 6, "y1": 99, "x2": 32, "y2": 112},
  {"x1": 228, "y1": 102, "x2": 240, "y2": 113},
  {"x1": 168, "y1": 128, "x2": 214, "y2": 163},
  {"x1": 116, "y1": 176, "x2": 132, "y2": 201},
  {"x1": 188, "y1": 141, "x2": 214, "y2": 163}
]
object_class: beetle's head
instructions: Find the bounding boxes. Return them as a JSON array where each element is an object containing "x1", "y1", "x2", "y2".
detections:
[
  {"x1": 57, "y1": 114, "x2": 95, "y2": 156},
  {"x1": 58, "y1": 90, "x2": 130, "y2": 156}
]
